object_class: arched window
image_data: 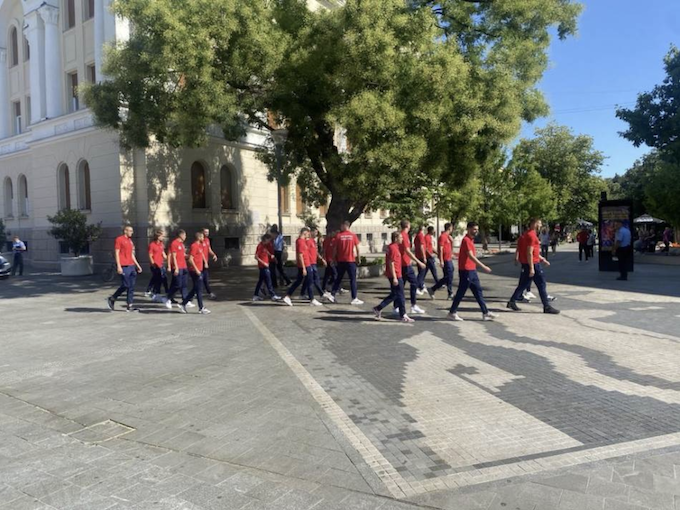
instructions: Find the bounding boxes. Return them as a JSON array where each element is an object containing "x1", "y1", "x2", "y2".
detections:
[
  {"x1": 3, "y1": 177, "x2": 13, "y2": 218},
  {"x1": 57, "y1": 164, "x2": 71, "y2": 210},
  {"x1": 18, "y1": 175, "x2": 28, "y2": 216},
  {"x1": 9, "y1": 27, "x2": 19, "y2": 67},
  {"x1": 23, "y1": 34, "x2": 29, "y2": 62},
  {"x1": 220, "y1": 165, "x2": 237, "y2": 210},
  {"x1": 77, "y1": 160, "x2": 91, "y2": 210},
  {"x1": 191, "y1": 162, "x2": 207, "y2": 209}
]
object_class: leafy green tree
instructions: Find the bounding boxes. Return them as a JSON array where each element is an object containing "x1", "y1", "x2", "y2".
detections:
[
  {"x1": 606, "y1": 152, "x2": 658, "y2": 217},
  {"x1": 86, "y1": 0, "x2": 582, "y2": 231},
  {"x1": 511, "y1": 124, "x2": 605, "y2": 224},
  {"x1": 644, "y1": 160, "x2": 680, "y2": 240},
  {"x1": 47, "y1": 209, "x2": 103, "y2": 257}
]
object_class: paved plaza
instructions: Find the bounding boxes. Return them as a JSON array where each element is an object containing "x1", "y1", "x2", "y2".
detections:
[{"x1": 2, "y1": 245, "x2": 680, "y2": 509}]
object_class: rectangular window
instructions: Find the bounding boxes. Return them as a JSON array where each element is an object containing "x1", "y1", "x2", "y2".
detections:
[
  {"x1": 25, "y1": 96, "x2": 30, "y2": 126},
  {"x1": 66, "y1": 0, "x2": 76, "y2": 29},
  {"x1": 280, "y1": 185, "x2": 290, "y2": 215},
  {"x1": 366, "y1": 233, "x2": 373, "y2": 242},
  {"x1": 87, "y1": 64, "x2": 96, "y2": 84},
  {"x1": 12, "y1": 101, "x2": 21, "y2": 135},
  {"x1": 84, "y1": 0, "x2": 95, "y2": 20},
  {"x1": 68, "y1": 72, "x2": 79, "y2": 112},
  {"x1": 381, "y1": 232, "x2": 388, "y2": 241},
  {"x1": 224, "y1": 237, "x2": 240, "y2": 251}
]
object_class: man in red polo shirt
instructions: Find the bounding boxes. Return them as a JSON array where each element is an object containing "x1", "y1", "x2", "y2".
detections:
[
  {"x1": 576, "y1": 227, "x2": 589, "y2": 262},
  {"x1": 399, "y1": 220, "x2": 426, "y2": 315},
  {"x1": 448, "y1": 222, "x2": 497, "y2": 322},
  {"x1": 145, "y1": 230, "x2": 168, "y2": 301},
  {"x1": 303, "y1": 227, "x2": 331, "y2": 301},
  {"x1": 321, "y1": 230, "x2": 338, "y2": 293},
  {"x1": 106, "y1": 225, "x2": 143, "y2": 312},
  {"x1": 178, "y1": 231, "x2": 211, "y2": 314},
  {"x1": 284, "y1": 228, "x2": 322, "y2": 306},
  {"x1": 202, "y1": 228, "x2": 219, "y2": 299},
  {"x1": 429, "y1": 222, "x2": 454, "y2": 299},
  {"x1": 373, "y1": 231, "x2": 413, "y2": 323},
  {"x1": 331, "y1": 221, "x2": 363, "y2": 305},
  {"x1": 507, "y1": 218, "x2": 560, "y2": 314},
  {"x1": 165, "y1": 229, "x2": 191, "y2": 309},
  {"x1": 418, "y1": 226, "x2": 440, "y2": 292},
  {"x1": 253, "y1": 233, "x2": 281, "y2": 302}
]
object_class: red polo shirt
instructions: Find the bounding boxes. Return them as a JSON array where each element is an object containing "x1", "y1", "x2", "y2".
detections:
[
  {"x1": 438, "y1": 232, "x2": 452, "y2": 261},
  {"x1": 400, "y1": 230, "x2": 412, "y2": 266},
  {"x1": 414, "y1": 231, "x2": 426, "y2": 261},
  {"x1": 425, "y1": 234, "x2": 435, "y2": 257},
  {"x1": 255, "y1": 242, "x2": 272, "y2": 269},
  {"x1": 169, "y1": 238, "x2": 187, "y2": 270},
  {"x1": 148, "y1": 240, "x2": 165, "y2": 267},
  {"x1": 296, "y1": 237, "x2": 310, "y2": 268},
  {"x1": 525, "y1": 230, "x2": 541, "y2": 264},
  {"x1": 385, "y1": 243, "x2": 403, "y2": 279},
  {"x1": 115, "y1": 235, "x2": 134, "y2": 266},
  {"x1": 307, "y1": 238, "x2": 318, "y2": 265},
  {"x1": 323, "y1": 236, "x2": 335, "y2": 262},
  {"x1": 335, "y1": 230, "x2": 359, "y2": 263},
  {"x1": 189, "y1": 241, "x2": 205, "y2": 273},
  {"x1": 458, "y1": 236, "x2": 477, "y2": 271}
]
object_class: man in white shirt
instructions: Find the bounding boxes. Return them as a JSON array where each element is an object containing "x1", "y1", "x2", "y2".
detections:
[{"x1": 11, "y1": 236, "x2": 26, "y2": 276}]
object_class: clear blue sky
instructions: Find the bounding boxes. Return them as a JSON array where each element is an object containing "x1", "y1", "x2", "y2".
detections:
[{"x1": 520, "y1": 0, "x2": 680, "y2": 178}]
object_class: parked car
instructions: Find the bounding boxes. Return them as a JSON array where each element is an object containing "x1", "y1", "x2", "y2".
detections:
[{"x1": 0, "y1": 254, "x2": 10, "y2": 277}]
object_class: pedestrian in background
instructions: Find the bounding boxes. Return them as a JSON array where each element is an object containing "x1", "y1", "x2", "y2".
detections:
[
  {"x1": 10, "y1": 235, "x2": 26, "y2": 276},
  {"x1": 253, "y1": 234, "x2": 281, "y2": 302},
  {"x1": 166, "y1": 230, "x2": 190, "y2": 309},
  {"x1": 539, "y1": 227, "x2": 550, "y2": 260},
  {"x1": 577, "y1": 228, "x2": 589, "y2": 261},
  {"x1": 613, "y1": 221, "x2": 632, "y2": 281},
  {"x1": 373, "y1": 231, "x2": 413, "y2": 323},
  {"x1": 201, "y1": 228, "x2": 219, "y2": 299},
  {"x1": 399, "y1": 220, "x2": 427, "y2": 315},
  {"x1": 146, "y1": 230, "x2": 168, "y2": 301},
  {"x1": 270, "y1": 224, "x2": 291, "y2": 288},
  {"x1": 663, "y1": 227, "x2": 673, "y2": 255},
  {"x1": 587, "y1": 229, "x2": 597, "y2": 259},
  {"x1": 429, "y1": 222, "x2": 454, "y2": 299},
  {"x1": 179, "y1": 231, "x2": 211, "y2": 314}
]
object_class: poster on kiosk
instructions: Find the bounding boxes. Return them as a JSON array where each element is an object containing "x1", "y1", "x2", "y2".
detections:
[{"x1": 598, "y1": 196, "x2": 634, "y2": 273}]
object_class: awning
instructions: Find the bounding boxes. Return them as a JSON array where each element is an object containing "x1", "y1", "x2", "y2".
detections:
[{"x1": 634, "y1": 214, "x2": 665, "y2": 224}]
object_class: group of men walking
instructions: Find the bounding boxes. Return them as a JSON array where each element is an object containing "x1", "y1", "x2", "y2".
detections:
[
  {"x1": 106, "y1": 226, "x2": 217, "y2": 314},
  {"x1": 258, "y1": 217, "x2": 560, "y2": 323}
]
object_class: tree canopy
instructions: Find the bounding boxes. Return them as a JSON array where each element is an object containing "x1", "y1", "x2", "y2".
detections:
[{"x1": 86, "y1": 0, "x2": 582, "y2": 231}]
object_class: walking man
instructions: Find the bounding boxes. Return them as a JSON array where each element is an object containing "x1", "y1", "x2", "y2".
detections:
[
  {"x1": 165, "y1": 230, "x2": 190, "y2": 309},
  {"x1": 306, "y1": 228, "x2": 331, "y2": 300},
  {"x1": 10, "y1": 235, "x2": 26, "y2": 276},
  {"x1": 146, "y1": 230, "x2": 168, "y2": 301},
  {"x1": 201, "y1": 228, "x2": 218, "y2": 299},
  {"x1": 270, "y1": 224, "x2": 291, "y2": 288},
  {"x1": 373, "y1": 231, "x2": 413, "y2": 323},
  {"x1": 539, "y1": 227, "x2": 550, "y2": 260},
  {"x1": 178, "y1": 231, "x2": 211, "y2": 314},
  {"x1": 448, "y1": 222, "x2": 497, "y2": 322},
  {"x1": 253, "y1": 234, "x2": 282, "y2": 302},
  {"x1": 577, "y1": 228, "x2": 589, "y2": 261},
  {"x1": 417, "y1": 226, "x2": 439, "y2": 292},
  {"x1": 330, "y1": 221, "x2": 363, "y2": 305},
  {"x1": 428, "y1": 223, "x2": 454, "y2": 299},
  {"x1": 414, "y1": 225, "x2": 428, "y2": 294},
  {"x1": 399, "y1": 220, "x2": 427, "y2": 314},
  {"x1": 613, "y1": 221, "x2": 632, "y2": 281},
  {"x1": 106, "y1": 225, "x2": 143, "y2": 312},
  {"x1": 507, "y1": 218, "x2": 560, "y2": 314},
  {"x1": 322, "y1": 230, "x2": 338, "y2": 292},
  {"x1": 283, "y1": 228, "x2": 322, "y2": 306}
]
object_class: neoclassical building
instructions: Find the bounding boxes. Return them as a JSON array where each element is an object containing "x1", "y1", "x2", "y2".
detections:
[{"x1": 0, "y1": 0, "x2": 391, "y2": 268}]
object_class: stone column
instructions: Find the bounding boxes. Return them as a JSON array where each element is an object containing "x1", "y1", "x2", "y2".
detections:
[
  {"x1": 40, "y1": 5, "x2": 64, "y2": 119},
  {"x1": 94, "y1": 0, "x2": 105, "y2": 77},
  {"x1": 24, "y1": 11, "x2": 45, "y2": 124},
  {"x1": 0, "y1": 49, "x2": 9, "y2": 138}
]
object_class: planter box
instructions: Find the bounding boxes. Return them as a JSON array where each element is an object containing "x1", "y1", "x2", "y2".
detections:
[{"x1": 60, "y1": 256, "x2": 94, "y2": 276}]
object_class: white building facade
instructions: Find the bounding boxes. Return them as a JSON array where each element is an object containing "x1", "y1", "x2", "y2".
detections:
[{"x1": 0, "y1": 0, "x2": 391, "y2": 268}]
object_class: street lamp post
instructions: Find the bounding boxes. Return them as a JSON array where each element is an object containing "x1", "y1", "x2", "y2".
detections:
[{"x1": 271, "y1": 128, "x2": 288, "y2": 237}]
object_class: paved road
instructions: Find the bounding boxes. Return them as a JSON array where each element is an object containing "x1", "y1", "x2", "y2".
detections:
[{"x1": 2, "y1": 244, "x2": 680, "y2": 509}]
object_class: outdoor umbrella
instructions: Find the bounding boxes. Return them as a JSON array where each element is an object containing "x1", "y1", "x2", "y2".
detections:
[
  {"x1": 634, "y1": 214, "x2": 665, "y2": 224},
  {"x1": 576, "y1": 219, "x2": 594, "y2": 227}
]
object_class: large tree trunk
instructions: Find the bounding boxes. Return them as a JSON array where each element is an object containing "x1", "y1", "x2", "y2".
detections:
[{"x1": 325, "y1": 194, "x2": 367, "y2": 234}]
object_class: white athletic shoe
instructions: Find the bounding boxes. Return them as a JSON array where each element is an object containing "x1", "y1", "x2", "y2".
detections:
[
  {"x1": 392, "y1": 308, "x2": 401, "y2": 317},
  {"x1": 447, "y1": 312, "x2": 464, "y2": 322},
  {"x1": 350, "y1": 298, "x2": 364, "y2": 306},
  {"x1": 272, "y1": 295, "x2": 283, "y2": 301},
  {"x1": 325, "y1": 293, "x2": 336, "y2": 303},
  {"x1": 401, "y1": 314, "x2": 415, "y2": 323},
  {"x1": 283, "y1": 296, "x2": 293, "y2": 306},
  {"x1": 310, "y1": 299, "x2": 323, "y2": 306},
  {"x1": 199, "y1": 307, "x2": 211, "y2": 314},
  {"x1": 373, "y1": 307, "x2": 382, "y2": 320},
  {"x1": 144, "y1": 291, "x2": 153, "y2": 298},
  {"x1": 339, "y1": 288, "x2": 348, "y2": 294},
  {"x1": 209, "y1": 293, "x2": 217, "y2": 299},
  {"x1": 252, "y1": 296, "x2": 264, "y2": 302},
  {"x1": 483, "y1": 311, "x2": 499, "y2": 321},
  {"x1": 186, "y1": 302, "x2": 196, "y2": 308},
  {"x1": 415, "y1": 288, "x2": 425, "y2": 296},
  {"x1": 165, "y1": 300, "x2": 173, "y2": 310},
  {"x1": 178, "y1": 304, "x2": 187, "y2": 314},
  {"x1": 547, "y1": 295, "x2": 556, "y2": 302},
  {"x1": 410, "y1": 305, "x2": 426, "y2": 314},
  {"x1": 524, "y1": 291, "x2": 537, "y2": 300}
]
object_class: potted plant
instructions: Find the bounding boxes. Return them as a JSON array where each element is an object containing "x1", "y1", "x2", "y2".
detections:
[
  {"x1": 357, "y1": 256, "x2": 385, "y2": 278},
  {"x1": 47, "y1": 209, "x2": 103, "y2": 276}
]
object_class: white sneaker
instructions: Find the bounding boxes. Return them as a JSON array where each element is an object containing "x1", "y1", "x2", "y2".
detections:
[
  {"x1": 350, "y1": 298, "x2": 364, "y2": 305},
  {"x1": 372, "y1": 307, "x2": 382, "y2": 320},
  {"x1": 252, "y1": 296, "x2": 264, "y2": 302},
  {"x1": 415, "y1": 288, "x2": 425, "y2": 296},
  {"x1": 283, "y1": 296, "x2": 293, "y2": 306},
  {"x1": 392, "y1": 308, "x2": 401, "y2": 317},
  {"x1": 401, "y1": 314, "x2": 415, "y2": 323},
  {"x1": 272, "y1": 295, "x2": 282, "y2": 301},
  {"x1": 547, "y1": 295, "x2": 556, "y2": 302},
  {"x1": 448, "y1": 312, "x2": 464, "y2": 322},
  {"x1": 209, "y1": 293, "x2": 217, "y2": 299},
  {"x1": 165, "y1": 300, "x2": 173, "y2": 309},
  {"x1": 186, "y1": 302, "x2": 196, "y2": 308},
  {"x1": 310, "y1": 299, "x2": 323, "y2": 306},
  {"x1": 524, "y1": 291, "x2": 537, "y2": 300},
  {"x1": 411, "y1": 305, "x2": 426, "y2": 314},
  {"x1": 483, "y1": 312, "x2": 499, "y2": 321},
  {"x1": 144, "y1": 291, "x2": 152, "y2": 298},
  {"x1": 178, "y1": 304, "x2": 187, "y2": 314},
  {"x1": 325, "y1": 293, "x2": 336, "y2": 303},
  {"x1": 199, "y1": 307, "x2": 211, "y2": 314},
  {"x1": 339, "y1": 288, "x2": 348, "y2": 294}
]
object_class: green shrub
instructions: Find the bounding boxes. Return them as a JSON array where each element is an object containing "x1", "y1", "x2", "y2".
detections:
[{"x1": 47, "y1": 209, "x2": 103, "y2": 257}]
